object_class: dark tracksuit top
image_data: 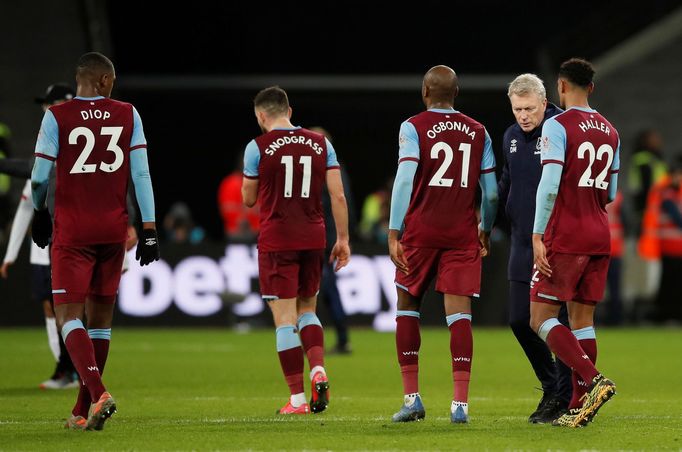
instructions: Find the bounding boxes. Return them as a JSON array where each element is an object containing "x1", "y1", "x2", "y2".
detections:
[{"x1": 498, "y1": 103, "x2": 563, "y2": 283}]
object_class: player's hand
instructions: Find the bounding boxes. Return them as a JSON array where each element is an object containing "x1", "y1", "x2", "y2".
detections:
[
  {"x1": 136, "y1": 228, "x2": 160, "y2": 266},
  {"x1": 0, "y1": 261, "x2": 12, "y2": 279},
  {"x1": 31, "y1": 209, "x2": 52, "y2": 249},
  {"x1": 532, "y1": 233, "x2": 552, "y2": 277},
  {"x1": 388, "y1": 232, "x2": 409, "y2": 275},
  {"x1": 329, "y1": 239, "x2": 351, "y2": 272},
  {"x1": 478, "y1": 228, "x2": 491, "y2": 257}
]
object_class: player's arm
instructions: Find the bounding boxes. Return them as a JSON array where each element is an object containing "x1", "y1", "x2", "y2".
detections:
[
  {"x1": 388, "y1": 121, "x2": 419, "y2": 274},
  {"x1": 497, "y1": 132, "x2": 511, "y2": 210},
  {"x1": 1, "y1": 180, "x2": 34, "y2": 278},
  {"x1": 607, "y1": 138, "x2": 621, "y2": 203},
  {"x1": 30, "y1": 110, "x2": 59, "y2": 248},
  {"x1": 129, "y1": 107, "x2": 160, "y2": 266},
  {"x1": 241, "y1": 140, "x2": 260, "y2": 208},
  {"x1": 30, "y1": 110, "x2": 58, "y2": 210},
  {"x1": 532, "y1": 118, "x2": 566, "y2": 276},
  {"x1": 478, "y1": 129, "x2": 499, "y2": 256},
  {"x1": 325, "y1": 138, "x2": 350, "y2": 271}
]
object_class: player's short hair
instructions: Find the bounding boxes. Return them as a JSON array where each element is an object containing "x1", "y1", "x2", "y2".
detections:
[
  {"x1": 254, "y1": 86, "x2": 289, "y2": 117},
  {"x1": 76, "y1": 52, "x2": 115, "y2": 78},
  {"x1": 558, "y1": 58, "x2": 595, "y2": 88},
  {"x1": 507, "y1": 73, "x2": 546, "y2": 99}
]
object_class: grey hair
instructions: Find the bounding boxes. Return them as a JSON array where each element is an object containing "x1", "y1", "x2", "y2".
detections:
[{"x1": 507, "y1": 73, "x2": 546, "y2": 99}]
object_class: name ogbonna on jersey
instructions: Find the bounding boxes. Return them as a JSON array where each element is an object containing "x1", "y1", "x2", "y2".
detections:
[
  {"x1": 426, "y1": 121, "x2": 476, "y2": 140},
  {"x1": 265, "y1": 135, "x2": 323, "y2": 156}
]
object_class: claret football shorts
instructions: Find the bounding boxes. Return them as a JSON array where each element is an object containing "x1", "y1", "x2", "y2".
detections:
[
  {"x1": 51, "y1": 242, "x2": 126, "y2": 305},
  {"x1": 258, "y1": 249, "x2": 324, "y2": 301},
  {"x1": 395, "y1": 245, "x2": 482, "y2": 299},
  {"x1": 530, "y1": 250, "x2": 610, "y2": 305}
]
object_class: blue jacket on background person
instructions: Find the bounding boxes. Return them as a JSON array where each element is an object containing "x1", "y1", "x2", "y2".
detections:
[{"x1": 498, "y1": 103, "x2": 562, "y2": 282}]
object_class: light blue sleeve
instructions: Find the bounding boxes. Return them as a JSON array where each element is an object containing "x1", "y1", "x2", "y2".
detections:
[
  {"x1": 540, "y1": 118, "x2": 567, "y2": 164},
  {"x1": 389, "y1": 161, "x2": 418, "y2": 231},
  {"x1": 326, "y1": 138, "x2": 339, "y2": 168},
  {"x1": 243, "y1": 140, "x2": 260, "y2": 177},
  {"x1": 398, "y1": 121, "x2": 420, "y2": 162},
  {"x1": 608, "y1": 138, "x2": 621, "y2": 201},
  {"x1": 31, "y1": 110, "x2": 59, "y2": 209},
  {"x1": 478, "y1": 171, "x2": 498, "y2": 232},
  {"x1": 31, "y1": 158, "x2": 54, "y2": 210},
  {"x1": 130, "y1": 107, "x2": 147, "y2": 149},
  {"x1": 34, "y1": 110, "x2": 59, "y2": 159},
  {"x1": 533, "y1": 163, "x2": 564, "y2": 234},
  {"x1": 480, "y1": 129, "x2": 496, "y2": 171},
  {"x1": 130, "y1": 148, "x2": 156, "y2": 222}
]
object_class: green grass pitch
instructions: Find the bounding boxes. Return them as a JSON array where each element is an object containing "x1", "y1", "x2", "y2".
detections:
[{"x1": 1, "y1": 327, "x2": 681, "y2": 450}]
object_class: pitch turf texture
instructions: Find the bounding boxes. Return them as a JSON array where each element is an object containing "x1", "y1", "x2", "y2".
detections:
[{"x1": 1, "y1": 328, "x2": 680, "y2": 451}]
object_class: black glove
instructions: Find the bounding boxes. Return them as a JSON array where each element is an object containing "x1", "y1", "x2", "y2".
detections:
[
  {"x1": 32, "y1": 209, "x2": 52, "y2": 248},
  {"x1": 136, "y1": 228, "x2": 160, "y2": 266}
]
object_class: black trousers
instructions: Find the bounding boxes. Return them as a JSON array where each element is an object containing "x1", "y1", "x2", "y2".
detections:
[
  {"x1": 509, "y1": 280, "x2": 572, "y2": 402},
  {"x1": 320, "y1": 260, "x2": 349, "y2": 347}
]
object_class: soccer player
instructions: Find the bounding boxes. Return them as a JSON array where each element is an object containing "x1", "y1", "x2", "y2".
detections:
[
  {"x1": 241, "y1": 86, "x2": 350, "y2": 415},
  {"x1": 530, "y1": 58, "x2": 619, "y2": 427},
  {"x1": 498, "y1": 74, "x2": 572, "y2": 423},
  {"x1": 30, "y1": 52, "x2": 160, "y2": 430},
  {"x1": 388, "y1": 65, "x2": 498, "y2": 424}
]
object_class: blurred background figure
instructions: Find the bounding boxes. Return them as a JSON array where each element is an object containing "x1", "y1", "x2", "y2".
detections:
[
  {"x1": 602, "y1": 191, "x2": 625, "y2": 325},
  {"x1": 628, "y1": 129, "x2": 667, "y2": 235},
  {"x1": 163, "y1": 202, "x2": 205, "y2": 244},
  {"x1": 218, "y1": 157, "x2": 259, "y2": 242},
  {"x1": 359, "y1": 178, "x2": 392, "y2": 245},
  {"x1": 638, "y1": 155, "x2": 682, "y2": 323},
  {"x1": 312, "y1": 126, "x2": 356, "y2": 354},
  {"x1": 0, "y1": 112, "x2": 13, "y2": 240},
  {"x1": 1, "y1": 83, "x2": 78, "y2": 389}
]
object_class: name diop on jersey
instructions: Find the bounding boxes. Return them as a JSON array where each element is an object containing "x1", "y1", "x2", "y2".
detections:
[
  {"x1": 80, "y1": 109, "x2": 111, "y2": 120},
  {"x1": 426, "y1": 121, "x2": 476, "y2": 140},
  {"x1": 264, "y1": 135, "x2": 323, "y2": 156}
]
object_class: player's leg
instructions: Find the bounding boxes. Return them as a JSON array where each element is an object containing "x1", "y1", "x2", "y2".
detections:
[
  {"x1": 391, "y1": 246, "x2": 436, "y2": 422},
  {"x1": 437, "y1": 248, "x2": 481, "y2": 424},
  {"x1": 444, "y1": 294, "x2": 472, "y2": 424},
  {"x1": 52, "y1": 245, "x2": 108, "y2": 417},
  {"x1": 567, "y1": 255, "x2": 616, "y2": 426},
  {"x1": 508, "y1": 280, "x2": 566, "y2": 423},
  {"x1": 82, "y1": 296, "x2": 117, "y2": 430},
  {"x1": 259, "y1": 250, "x2": 308, "y2": 414}
]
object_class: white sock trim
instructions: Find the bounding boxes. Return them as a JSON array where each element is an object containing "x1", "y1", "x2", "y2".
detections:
[
  {"x1": 290, "y1": 392, "x2": 306, "y2": 408},
  {"x1": 451, "y1": 400, "x2": 469, "y2": 414},
  {"x1": 310, "y1": 365, "x2": 326, "y2": 381},
  {"x1": 404, "y1": 392, "x2": 420, "y2": 406}
]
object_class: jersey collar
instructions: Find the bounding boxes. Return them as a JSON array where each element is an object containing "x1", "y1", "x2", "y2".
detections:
[
  {"x1": 75, "y1": 95, "x2": 105, "y2": 101},
  {"x1": 428, "y1": 108, "x2": 458, "y2": 113}
]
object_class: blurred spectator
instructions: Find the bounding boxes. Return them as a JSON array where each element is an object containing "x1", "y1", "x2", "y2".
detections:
[
  {"x1": 0, "y1": 116, "x2": 12, "y2": 238},
  {"x1": 163, "y1": 202, "x2": 205, "y2": 244},
  {"x1": 602, "y1": 191, "x2": 624, "y2": 325},
  {"x1": 638, "y1": 155, "x2": 682, "y2": 322},
  {"x1": 359, "y1": 178, "x2": 392, "y2": 244},
  {"x1": 218, "y1": 158, "x2": 259, "y2": 241},
  {"x1": 628, "y1": 129, "x2": 667, "y2": 234},
  {"x1": 312, "y1": 126, "x2": 356, "y2": 354}
]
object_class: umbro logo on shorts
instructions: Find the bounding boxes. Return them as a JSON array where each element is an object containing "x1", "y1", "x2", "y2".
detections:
[{"x1": 145, "y1": 238, "x2": 157, "y2": 246}]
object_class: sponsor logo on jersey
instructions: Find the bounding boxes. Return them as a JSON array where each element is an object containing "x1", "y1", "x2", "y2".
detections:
[{"x1": 541, "y1": 136, "x2": 550, "y2": 153}]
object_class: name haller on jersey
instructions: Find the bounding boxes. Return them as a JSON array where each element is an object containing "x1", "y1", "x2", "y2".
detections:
[
  {"x1": 426, "y1": 120, "x2": 477, "y2": 140},
  {"x1": 578, "y1": 119, "x2": 611, "y2": 135},
  {"x1": 264, "y1": 135, "x2": 324, "y2": 156}
]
